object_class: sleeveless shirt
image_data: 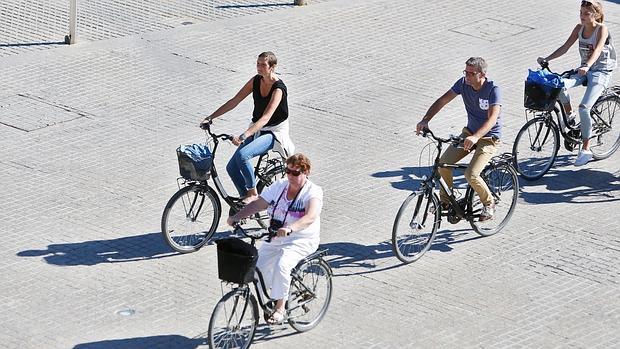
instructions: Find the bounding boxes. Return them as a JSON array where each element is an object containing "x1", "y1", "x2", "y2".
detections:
[
  {"x1": 252, "y1": 75, "x2": 288, "y2": 126},
  {"x1": 579, "y1": 25, "x2": 617, "y2": 72}
]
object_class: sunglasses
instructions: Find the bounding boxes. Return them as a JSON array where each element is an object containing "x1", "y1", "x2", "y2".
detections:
[
  {"x1": 285, "y1": 168, "x2": 303, "y2": 176},
  {"x1": 463, "y1": 70, "x2": 480, "y2": 77},
  {"x1": 581, "y1": 1, "x2": 592, "y2": 6}
]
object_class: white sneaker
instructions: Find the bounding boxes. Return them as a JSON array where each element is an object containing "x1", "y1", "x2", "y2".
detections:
[
  {"x1": 479, "y1": 204, "x2": 495, "y2": 222},
  {"x1": 574, "y1": 149, "x2": 593, "y2": 166}
]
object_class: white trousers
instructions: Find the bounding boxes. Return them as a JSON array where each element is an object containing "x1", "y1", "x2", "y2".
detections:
[{"x1": 256, "y1": 237, "x2": 318, "y2": 300}]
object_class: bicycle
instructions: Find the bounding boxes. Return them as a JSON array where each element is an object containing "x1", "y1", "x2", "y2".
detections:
[
  {"x1": 513, "y1": 61, "x2": 620, "y2": 180},
  {"x1": 161, "y1": 121, "x2": 287, "y2": 253},
  {"x1": 391, "y1": 128, "x2": 519, "y2": 264},
  {"x1": 209, "y1": 225, "x2": 333, "y2": 349}
]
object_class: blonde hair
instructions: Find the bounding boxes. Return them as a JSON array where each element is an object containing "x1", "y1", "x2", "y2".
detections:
[{"x1": 582, "y1": 1, "x2": 605, "y2": 23}]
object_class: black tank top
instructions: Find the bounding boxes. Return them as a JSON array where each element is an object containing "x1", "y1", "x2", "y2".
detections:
[{"x1": 252, "y1": 75, "x2": 288, "y2": 126}]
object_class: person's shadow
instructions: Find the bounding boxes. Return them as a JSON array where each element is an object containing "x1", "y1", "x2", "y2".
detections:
[
  {"x1": 519, "y1": 163, "x2": 620, "y2": 204},
  {"x1": 73, "y1": 334, "x2": 205, "y2": 349},
  {"x1": 17, "y1": 232, "x2": 179, "y2": 266}
]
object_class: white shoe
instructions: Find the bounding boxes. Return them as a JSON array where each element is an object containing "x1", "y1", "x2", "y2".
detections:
[{"x1": 574, "y1": 149, "x2": 593, "y2": 166}]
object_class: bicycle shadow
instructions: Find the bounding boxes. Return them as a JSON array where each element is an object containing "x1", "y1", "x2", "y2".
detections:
[
  {"x1": 252, "y1": 324, "x2": 301, "y2": 344},
  {"x1": 17, "y1": 232, "x2": 177, "y2": 266},
  {"x1": 372, "y1": 166, "x2": 468, "y2": 192},
  {"x1": 72, "y1": 334, "x2": 205, "y2": 349},
  {"x1": 319, "y1": 240, "x2": 395, "y2": 276},
  {"x1": 320, "y1": 228, "x2": 479, "y2": 275},
  {"x1": 430, "y1": 228, "x2": 484, "y2": 252},
  {"x1": 518, "y1": 159, "x2": 620, "y2": 204}
]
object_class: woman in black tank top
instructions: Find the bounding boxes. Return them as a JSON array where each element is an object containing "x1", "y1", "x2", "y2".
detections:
[{"x1": 200, "y1": 52, "x2": 291, "y2": 202}]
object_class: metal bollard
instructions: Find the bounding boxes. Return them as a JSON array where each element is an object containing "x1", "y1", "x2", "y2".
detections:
[
  {"x1": 65, "y1": 0, "x2": 77, "y2": 44},
  {"x1": 294, "y1": 0, "x2": 308, "y2": 5}
]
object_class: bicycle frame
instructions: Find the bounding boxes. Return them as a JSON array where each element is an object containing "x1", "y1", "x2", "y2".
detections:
[
  {"x1": 188, "y1": 123, "x2": 285, "y2": 209},
  {"x1": 422, "y1": 130, "x2": 476, "y2": 221},
  {"x1": 227, "y1": 226, "x2": 331, "y2": 318},
  {"x1": 529, "y1": 62, "x2": 619, "y2": 144}
]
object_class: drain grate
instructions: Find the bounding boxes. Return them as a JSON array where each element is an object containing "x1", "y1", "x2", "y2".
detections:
[
  {"x1": 0, "y1": 93, "x2": 93, "y2": 132},
  {"x1": 450, "y1": 18, "x2": 533, "y2": 42}
]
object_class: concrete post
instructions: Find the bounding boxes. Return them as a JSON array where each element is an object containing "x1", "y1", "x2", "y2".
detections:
[{"x1": 65, "y1": 0, "x2": 77, "y2": 44}]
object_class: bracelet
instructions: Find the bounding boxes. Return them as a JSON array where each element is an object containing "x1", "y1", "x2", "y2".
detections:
[{"x1": 238, "y1": 133, "x2": 247, "y2": 142}]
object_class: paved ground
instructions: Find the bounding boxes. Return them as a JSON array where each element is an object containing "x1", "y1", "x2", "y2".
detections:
[{"x1": 1, "y1": 0, "x2": 619, "y2": 348}]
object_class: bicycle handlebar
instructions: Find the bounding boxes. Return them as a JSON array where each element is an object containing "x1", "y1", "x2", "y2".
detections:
[
  {"x1": 233, "y1": 224, "x2": 284, "y2": 243},
  {"x1": 421, "y1": 128, "x2": 463, "y2": 146},
  {"x1": 538, "y1": 59, "x2": 577, "y2": 78},
  {"x1": 199, "y1": 120, "x2": 234, "y2": 141}
]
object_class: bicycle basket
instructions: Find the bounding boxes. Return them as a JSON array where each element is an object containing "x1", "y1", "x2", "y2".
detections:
[
  {"x1": 524, "y1": 81, "x2": 562, "y2": 111},
  {"x1": 216, "y1": 238, "x2": 258, "y2": 284},
  {"x1": 177, "y1": 144, "x2": 212, "y2": 181}
]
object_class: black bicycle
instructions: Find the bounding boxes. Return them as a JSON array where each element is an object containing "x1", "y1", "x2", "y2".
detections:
[
  {"x1": 209, "y1": 225, "x2": 333, "y2": 349},
  {"x1": 161, "y1": 121, "x2": 287, "y2": 253},
  {"x1": 391, "y1": 128, "x2": 519, "y2": 264},
  {"x1": 513, "y1": 61, "x2": 620, "y2": 180}
]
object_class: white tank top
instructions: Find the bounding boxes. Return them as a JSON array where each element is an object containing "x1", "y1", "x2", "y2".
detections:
[{"x1": 579, "y1": 25, "x2": 617, "y2": 72}]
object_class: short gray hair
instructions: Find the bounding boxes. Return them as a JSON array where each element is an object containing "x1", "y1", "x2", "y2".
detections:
[{"x1": 465, "y1": 57, "x2": 487, "y2": 74}]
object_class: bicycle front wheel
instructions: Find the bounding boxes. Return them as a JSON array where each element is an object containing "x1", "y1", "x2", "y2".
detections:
[
  {"x1": 590, "y1": 95, "x2": 620, "y2": 159},
  {"x1": 391, "y1": 190, "x2": 440, "y2": 264},
  {"x1": 161, "y1": 184, "x2": 221, "y2": 253},
  {"x1": 512, "y1": 115, "x2": 559, "y2": 180},
  {"x1": 287, "y1": 259, "x2": 332, "y2": 332},
  {"x1": 468, "y1": 164, "x2": 519, "y2": 236},
  {"x1": 209, "y1": 288, "x2": 258, "y2": 349}
]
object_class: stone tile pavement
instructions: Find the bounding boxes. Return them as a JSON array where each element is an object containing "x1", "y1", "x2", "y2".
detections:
[{"x1": 0, "y1": 0, "x2": 619, "y2": 348}]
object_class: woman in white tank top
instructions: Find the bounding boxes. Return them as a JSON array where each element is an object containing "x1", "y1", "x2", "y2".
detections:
[{"x1": 537, "y1": 0, "x2": 616, "y2": 166}]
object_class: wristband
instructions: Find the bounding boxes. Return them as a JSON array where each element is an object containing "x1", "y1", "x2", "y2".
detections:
[{"x1": 238, "y1": 133, "x2": 247, "y2": 142}]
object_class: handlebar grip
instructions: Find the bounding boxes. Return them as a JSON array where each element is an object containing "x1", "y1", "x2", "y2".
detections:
[{"x1": 200, "y1": 119, "x2": 212, "y2": 130}]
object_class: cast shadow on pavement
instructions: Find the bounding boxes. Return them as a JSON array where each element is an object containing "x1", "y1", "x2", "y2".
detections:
[
  {"x1": 216, "y1": 3, "x2": 292, "y2": 9},
  {"x1": 322, "y1": 228, "x2": 479, "y2": 275},
  {"x1": 73, "y1": 335, "x2": 205, "y2": 349},
  {"x1": 72, "y1": 326, "x2": 301, "y2": 348},
  {"x1": 17, "y1": 232, "x2": 177, "y2": 266},
  {"x1": 518, "y1": 159, "x2": 620, "y2": 204},
  {"x1": 0, "y1": 41, "x2": 66, "y2": 47},
  {"x1": 373, "y1": 165, "x2": 469, "y2": 192}
]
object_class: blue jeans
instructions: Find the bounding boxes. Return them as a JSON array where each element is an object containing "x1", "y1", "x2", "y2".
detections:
[
  {"x1": 226, "y1": 133, "x2": 275, "y2": 196},
  {"x1": 559, "y1": 70, "x2": 612, "y2": 140}
]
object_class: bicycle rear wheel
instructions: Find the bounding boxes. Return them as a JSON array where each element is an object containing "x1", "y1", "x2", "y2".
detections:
[
  {"x1": 391, "y1": 190, "x2": 440, "y2": 264},
  {"x1": 468, "y1": 164, "x2": 519, "y2": 236},
  {"x1": 512, "y1": 115, "x2": 560, "y2": 180},
  {"x1": 161, "y1": 184, "x2": 221, "y2": 253},
  {"x1": 287, "y1": 259, "x2": 332, "y2": 332},
  {"x1": 209, "y1": 288, "x2": 258, "y2": 349},
  {"x1": 590, "y1": 95, "x2": 620, "y2": 159}
]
